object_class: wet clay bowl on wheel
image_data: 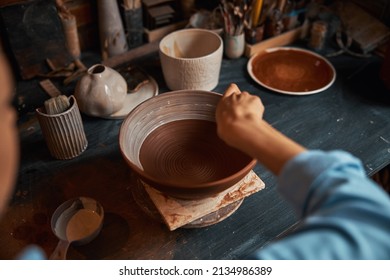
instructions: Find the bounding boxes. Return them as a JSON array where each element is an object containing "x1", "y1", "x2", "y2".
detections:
[{"x1": 119, "y1": 90, "x2": 256, "y2": 200}]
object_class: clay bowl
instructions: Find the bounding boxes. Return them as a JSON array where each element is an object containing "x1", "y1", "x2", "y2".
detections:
[{"x1": 119, "y1": 90, "x2": 256, "y2": 200}]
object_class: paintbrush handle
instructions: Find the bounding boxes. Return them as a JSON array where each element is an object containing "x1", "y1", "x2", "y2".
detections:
[
  {"x1": 251, "y1": 0, "x2": 263, "y2": 27},
  {"x1": 277, "y1": 0, "x2": 287, "y2": 12}
]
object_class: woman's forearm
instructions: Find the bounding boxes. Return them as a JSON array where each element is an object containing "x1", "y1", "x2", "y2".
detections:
[{"x1": 234, "y1": 119, "x2": 306, "y2": 175}]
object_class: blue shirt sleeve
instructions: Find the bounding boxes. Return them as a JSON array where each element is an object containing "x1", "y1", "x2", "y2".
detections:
[
  {"x1": 16, "y1": 245, "x2": 46, "y2": 260},
  {"x1": 250, "y1": 150, "x2": 390, "y2": 259}
]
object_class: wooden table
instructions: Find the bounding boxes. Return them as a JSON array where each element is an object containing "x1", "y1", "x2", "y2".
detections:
[{"x1": 1, "y1": 49, "x2": 390, "y2": 260}]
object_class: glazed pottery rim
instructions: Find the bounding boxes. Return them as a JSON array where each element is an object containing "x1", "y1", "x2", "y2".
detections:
[
  {"x1": 119, "y1": 90, "x2": 257, "y2": 190},
  {"x1": 159, "y1": 28, "x2": 223, "y2": 61},
  {"x1": 247, "y1": 46, "x2": 336, "y2": 95}
]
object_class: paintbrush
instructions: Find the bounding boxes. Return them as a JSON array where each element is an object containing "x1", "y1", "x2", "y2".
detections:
[
  {"x1": 220, "y1": 0, "x2": 254, "y2": 36},
  {"x1": 251, "y1": 0, "x2": 263, "y2": 28}
]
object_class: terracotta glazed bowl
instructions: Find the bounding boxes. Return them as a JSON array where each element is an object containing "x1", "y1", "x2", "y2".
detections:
[{"x1": 119, "y1": 90, "x2": 256, "y2": 200}]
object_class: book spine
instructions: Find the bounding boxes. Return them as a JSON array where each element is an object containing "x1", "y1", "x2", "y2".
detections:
[{"x1": 124, "y1": 7, "x2": 144, "y2": 49}]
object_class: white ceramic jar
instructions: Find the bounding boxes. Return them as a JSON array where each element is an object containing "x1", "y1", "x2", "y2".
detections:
[
  {"x1": 224, "y1": 33, "x2": 245, "y2": 59},
  {"x1": 75, "y1": 64, "x2": 127, "y2": 117}
]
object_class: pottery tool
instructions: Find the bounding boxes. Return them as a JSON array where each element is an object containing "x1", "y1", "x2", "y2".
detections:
[
  {"x1": 39, "y1": 79, "x2": 62, "y2": 98},
  {"x1": 251, "y1": 0, "x2": 263, "y2": 28},
  {"x1": 39, "y1": 59, "x2": 76, "y2": 79},
  {"x1": 50, "y1": 197, "x2": 104, "y2": 259},
  {"x1": 63, "y1": 59, "x2": 87, "y2": 85},
  {"x1": 143, "y1": 170, "x2": 265, "y2": 231},
  {"x1": 44, "y1": 95, "x2": 70, "y2": 115}
]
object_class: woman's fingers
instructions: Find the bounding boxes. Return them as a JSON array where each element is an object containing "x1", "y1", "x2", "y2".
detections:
[{"x1": 223, "y1": 83, "x2": 241, "y2": 98}]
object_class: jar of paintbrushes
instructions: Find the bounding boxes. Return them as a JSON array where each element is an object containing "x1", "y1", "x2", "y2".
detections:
[
  {"x1": 245, "y1": 0, "x2": 265, "y2": 44},
  {"x1": 220, "y1": 0, "x2": 253, "y2": 58}
]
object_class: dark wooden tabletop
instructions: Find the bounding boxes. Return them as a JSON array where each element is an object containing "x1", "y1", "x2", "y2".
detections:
[{"x1": 1, "y1": 48, "x2": 390, "y2": 260}]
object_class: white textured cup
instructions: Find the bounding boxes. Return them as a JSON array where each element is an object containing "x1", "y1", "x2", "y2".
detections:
[{"x1": 159, "y1": 28, "x2": 223, "y2": 91}]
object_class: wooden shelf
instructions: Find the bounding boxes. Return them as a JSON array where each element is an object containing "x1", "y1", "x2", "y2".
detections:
[
  {"x1": 144, "y1": 20, "x2": 187, "y2": 42},
  {"x1": 245, "y1": 26, "x2": 304, "y2": 57}
]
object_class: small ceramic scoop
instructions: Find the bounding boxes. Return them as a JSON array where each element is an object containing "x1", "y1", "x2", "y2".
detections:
[{"x1": 49, "y1": 197, "x2": 104, "y2": 260}]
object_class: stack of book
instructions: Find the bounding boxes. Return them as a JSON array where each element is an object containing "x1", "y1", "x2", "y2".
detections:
[{"x1": 142, "y1": 0, "x2": 179, "y2": 30}]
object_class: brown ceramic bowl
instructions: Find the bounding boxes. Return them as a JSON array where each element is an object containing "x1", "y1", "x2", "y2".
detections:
[{"x1": 119, "y1": 90, "x2": 256, "y2": 200}]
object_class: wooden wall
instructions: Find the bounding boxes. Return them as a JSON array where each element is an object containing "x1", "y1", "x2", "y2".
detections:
[
  {"x1": 61, "y1": 0, "x2": 99, "y2": 51},
  {"x1": 351, "y1": 0, "x2": 390, "y2": 26},
  {"x1": 0, "y1": 0, "x2": 99, "y2": 51},
  {"x1": 1, "y1": 0, "x2": 389, "y2": 53}
]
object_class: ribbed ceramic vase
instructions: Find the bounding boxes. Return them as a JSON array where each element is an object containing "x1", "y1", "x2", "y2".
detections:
[
  {"x1": 74, "y1": 64, "x2": 127, "y2": 117},
  {"x1": 36, "y1": 96, "x2": 88, "y2": 160},
  {"x1": 97, "y1": 0, "x2": 128, "y2": 58}
]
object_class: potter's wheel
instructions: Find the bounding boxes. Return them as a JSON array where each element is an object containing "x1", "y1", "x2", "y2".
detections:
[{"x1": 130, "y1": 174, "x2": 243, "y2": 229}]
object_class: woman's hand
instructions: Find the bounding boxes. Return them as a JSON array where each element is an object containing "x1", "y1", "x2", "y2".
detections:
[
  {"x1": 216, "y1": 83, "x2": 264, "y2": 151},
  {"x1": 215, "y1": 83, "x2": 306, "y2": 175}
]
